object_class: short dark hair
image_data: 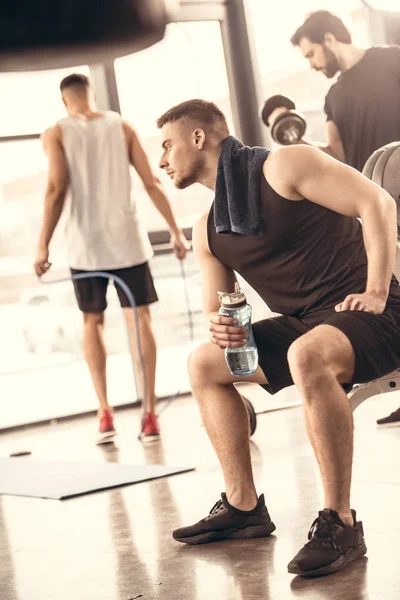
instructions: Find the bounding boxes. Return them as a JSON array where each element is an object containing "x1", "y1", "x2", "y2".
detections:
[
  {"x1": 291, "y1": 10, "x2": 352, "y2": 46},
  {"x1": 60, "y1": 73, "x2": 90, "y2": 92},
  {"x1": 156, "y1": 99, "x2": 229, "y2": 139}
]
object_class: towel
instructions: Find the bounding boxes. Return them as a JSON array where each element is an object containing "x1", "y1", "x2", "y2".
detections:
[{"x1": 214, "y1": 136, "x2": 270, "y2": 235}]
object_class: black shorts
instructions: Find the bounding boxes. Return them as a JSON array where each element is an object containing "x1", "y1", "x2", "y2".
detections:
[
  {"x1": 70, "y1": 263, "x2": 158, "y2": 313},
  {"x1": 252, "y1": 290, "x2": 400, "y2": 395}
]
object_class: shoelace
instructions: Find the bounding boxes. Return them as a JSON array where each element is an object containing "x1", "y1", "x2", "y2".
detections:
[
  {"x1": 307, "y1": 516, "x2": 343, "y2": 552},
  {"x1": 208, "y1": 499, "x2": 226, "y2": 516}
]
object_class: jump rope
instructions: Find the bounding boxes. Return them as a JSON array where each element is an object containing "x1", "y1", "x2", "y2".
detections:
[{"x1": 39, "y1": 256, "x2": 195, "y2": 437}]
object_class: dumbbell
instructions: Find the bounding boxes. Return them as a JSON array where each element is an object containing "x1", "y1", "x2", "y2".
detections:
[{"x1": 261, "y1": 95, "x2": 307, "y2": 146}]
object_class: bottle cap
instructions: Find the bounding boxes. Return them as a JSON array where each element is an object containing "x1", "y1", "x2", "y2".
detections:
[{"x1": 217, "y1": 282, "x2": 247, "y2": 308}]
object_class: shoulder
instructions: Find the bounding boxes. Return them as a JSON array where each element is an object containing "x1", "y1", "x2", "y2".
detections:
[
  {"x1": 371, "y1": 45, "x2": 400, "y2": 58},
  {"x1": 263, "y1": 146, "x2": 324, "y2": 199},
  {"x1": 361, "y1": 46, "x2": 400, "y2": 68},
  {"x1": 325, "y1": 81, "x2": 338, "y2": 101},
  {"x1": 41, "y1": 124, "x2": 62, "y2": 145},
  {"x1": 381, "y1": 45, "x2": 400, "y2": 66},
  {"x1": 263, "y1": 145, "x2": 320, "y2": 176},
  {"x1": 121, "y1": 119, "x2": 138, "y2": 141},
  {"x1": 323, "y1": 80, "x2": 341, "y2": 116}
]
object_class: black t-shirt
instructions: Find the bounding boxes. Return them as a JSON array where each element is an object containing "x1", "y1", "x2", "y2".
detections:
[{"x1": 324, "y1": 46, "x2": 400, "y2": 172}]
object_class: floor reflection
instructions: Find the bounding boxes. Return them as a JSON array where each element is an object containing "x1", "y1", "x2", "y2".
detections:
[{"x1": 290, "y1": 557, "x2": 368, "y2": 599}]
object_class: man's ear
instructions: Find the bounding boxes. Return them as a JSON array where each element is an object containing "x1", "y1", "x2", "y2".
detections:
[
  {"x1": 324, "y1": 32, "x2": 336, "y2": 48},
  {"x1": 193, "y1": 128, "x2": 206, "y2": 150}
]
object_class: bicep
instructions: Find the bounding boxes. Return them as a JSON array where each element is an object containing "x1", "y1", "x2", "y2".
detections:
[
  {"x1": 325, "y1": 120, "x2": 345, "y2": 162},
  {"x1": 43, "y1": 128, "x2": 69, "y2": 191},
  {"x1": 192, "y1": 216, "x2": 237, "y2": 314}
]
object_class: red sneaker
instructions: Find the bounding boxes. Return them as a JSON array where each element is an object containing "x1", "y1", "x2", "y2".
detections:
[
  {"x1": 97, "y1": 409, "x2": 116, "y2": 443},
  {"x1": 140, "y1": 412, "x2": 160, "y2": 440}
]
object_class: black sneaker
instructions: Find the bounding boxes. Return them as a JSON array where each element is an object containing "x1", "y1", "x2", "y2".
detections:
[
  {"x1": 377, "y1": 407, "x2": 400, "y2": 426},
  {"x1": 287, "y1": 509, "x2": 367, "y2": 577},
  {"x1": 172, "y1": 493, "x2": 276, "y2": 545}
]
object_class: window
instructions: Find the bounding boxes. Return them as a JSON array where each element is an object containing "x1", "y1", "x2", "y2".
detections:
[
  {"x1": 0, "y1": 66, "x2": 90, "y2": 137},
  {"x1": 0, "y1": 139, "x2": 66, "y2": 264},
  {"x1": 115, "y1": 21, "x2": 235, "y2": 232}
]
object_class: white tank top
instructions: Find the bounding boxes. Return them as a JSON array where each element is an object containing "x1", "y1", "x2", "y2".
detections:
[{"x1": 58, "y1": 111, "x2": 153, "y2": 270}]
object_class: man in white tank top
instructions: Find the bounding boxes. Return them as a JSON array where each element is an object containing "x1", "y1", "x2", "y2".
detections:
[{"x1": 34, "y1": 73, "x2": 189, "y2": 441}]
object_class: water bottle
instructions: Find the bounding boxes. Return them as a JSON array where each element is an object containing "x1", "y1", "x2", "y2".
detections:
[{"x1": 218, "y1": 283, "x2": 258, "y2": 376}]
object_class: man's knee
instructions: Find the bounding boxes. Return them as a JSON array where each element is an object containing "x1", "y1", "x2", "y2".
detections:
[
  {"x1": 288, "y1": 335, "x2": 325, "y2": 384},
  {"x1": 188, "y1": 342, "x2": 220, "y2": 387},
  {"x1": 124, "y1": 305, "x2": 151, "y2": 326},
  {"x1": 187, "y1": 343, "x2": 208, "y2": 384},
  {"x1": 83, "y1": 312, "x2": 105, "y2": 328},
  {"x1": 136, "y1": 305, "x2": 150, "y2": 319},
  {"x1": 287, "y1": 325, "x2": 355, "y2": 387}
]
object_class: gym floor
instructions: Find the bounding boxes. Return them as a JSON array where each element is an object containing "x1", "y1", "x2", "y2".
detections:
[{"x1": 1, "y1": 390, "x2": 399, "y2": 600}]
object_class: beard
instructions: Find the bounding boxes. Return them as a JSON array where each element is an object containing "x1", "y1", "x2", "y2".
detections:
[
  {"x1": 174, "y1": 157, "x2": 205, "y2": 189},
  {"x1": 322, "y1": 44, "x2": 340, "y2": 78}
]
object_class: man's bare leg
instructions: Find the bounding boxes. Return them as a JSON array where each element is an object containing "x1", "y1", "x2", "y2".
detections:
[
  {"x1": 288, "y1": 324, "x2": 356, "y2": 526},
  {"x1": 124, "y1": 306, "x2": 157, "y2": 415},
  {"x1": 188, "y1": 341, "x2": 269, "y2": 510},
  {"x1": 83, "y1": 312, "x2": 110, "y2": 416}
]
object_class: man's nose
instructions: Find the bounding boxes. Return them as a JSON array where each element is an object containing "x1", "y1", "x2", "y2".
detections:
[{"x1": 159, "y1": 156, "x2": 167, "y2": 169}]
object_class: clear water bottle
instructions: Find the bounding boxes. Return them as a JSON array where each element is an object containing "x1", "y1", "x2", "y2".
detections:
[{"x1": 218, "y1": 283, "x2": 258, "y2": 377}]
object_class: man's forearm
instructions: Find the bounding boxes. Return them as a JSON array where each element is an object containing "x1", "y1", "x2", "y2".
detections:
[
  {"x1": 38, "y1": 190, "x2": 65, "y2": 247},
  {"x1": 362, "y1": 194, "x2": 397, "y2": 298},
  {"x1": 146, "y1": 182, "x2": 181, "y2": 236}
]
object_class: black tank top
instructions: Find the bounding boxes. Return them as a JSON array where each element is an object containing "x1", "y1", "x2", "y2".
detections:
[{"x1": 207, "y1": 176, "x2": 369, "y2": 318}]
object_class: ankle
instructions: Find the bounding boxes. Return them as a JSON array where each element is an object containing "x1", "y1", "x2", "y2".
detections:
[
  {"x1": 326, "y1": 506, "x2": 354, "y2": 527},
  {"x1": 143, "y1": 397, "x2": 157, "y2": 415},
  {"x1": 227, "y1": 489, "x2": 258, "y2": 511},
  {"x1": 99, "y1": 405, "x2": 111, "y2": 417},
  {"x1": 144, "y1": 409, "x2": 156, "y2": 417},
  {"x1": 338, "y1": 511, "x2": 354, "y2": 527}
]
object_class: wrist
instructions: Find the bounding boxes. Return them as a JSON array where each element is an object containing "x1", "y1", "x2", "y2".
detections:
[
  {"x1": 366, "y1": 287, "x2": 388, "y2": 300},
  {"x1": 169, "y1": 226, "x2": 182, "y2": 238},
  {"x1": 38, "y1": 239, "x2": 49, "y2": 251}
]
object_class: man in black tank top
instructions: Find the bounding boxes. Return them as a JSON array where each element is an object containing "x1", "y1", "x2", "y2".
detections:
[
  {"x1": 290, "y1": 11, "x2": 400, "y2": 173},
  {"x1": 291, "y1": 11, "x2": 400, "y2": 438},
  {"x1": 156, "y1": 99, "x2": 400, "y2": 577}
]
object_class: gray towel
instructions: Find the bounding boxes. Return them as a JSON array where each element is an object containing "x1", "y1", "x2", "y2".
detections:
[{"x1": 214, "y1": 136, "x2": 270, "y2": 235}]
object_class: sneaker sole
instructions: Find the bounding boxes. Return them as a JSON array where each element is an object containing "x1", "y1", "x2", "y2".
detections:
[
  {"x1": 377, "y1": 421, "x2": 400, "y2": 427},
  {"x1": 139, "y1": 432, "x2": 160, "y2": 442},
  {"x1": 288, "y1": 540, "x2": 367, "y2": 577},
  {"x1": 173, "y1": 521, "x2": 276, "y2": 545},
  {"x1": 96, "y1": 430, "x2": 116, "y2": 444}
]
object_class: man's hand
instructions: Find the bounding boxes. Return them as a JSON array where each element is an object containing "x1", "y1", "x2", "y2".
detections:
[
  {"x1": 335, "y1": 292, "x2": 387, "y2": 315},
  {"x1": 209, "y1": 315, "x2": 247, "y2": 348},
  {"x1": 171, "y1": 230, "x2": 191, "y2": 260},
  {"x1": 34, "y1": 246, "x2": 52, "y2": 277}
]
